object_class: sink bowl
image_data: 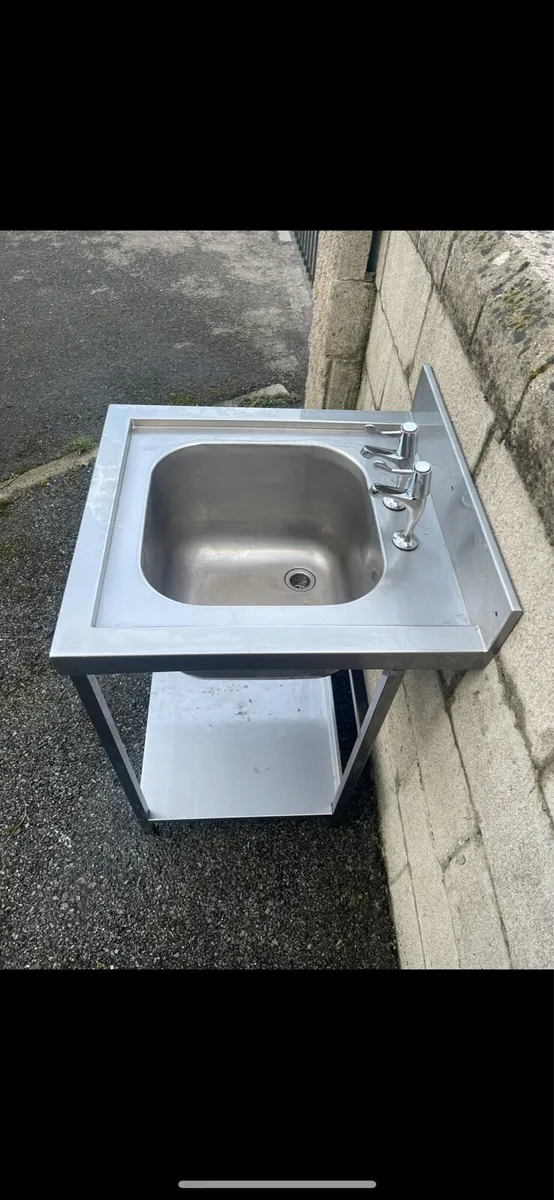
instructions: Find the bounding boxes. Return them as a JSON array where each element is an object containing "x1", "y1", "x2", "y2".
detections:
[
  {"x1": 141, "y1": 442, "x2": 384, "y2": 607},
  {"x1": 49, "y1": 368, "x2": 521, "y2": 680}
]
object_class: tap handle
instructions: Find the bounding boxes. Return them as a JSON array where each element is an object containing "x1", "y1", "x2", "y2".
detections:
[
  {"x1": 397, "y1": 421, "x2": 419, "y2": 460},
  {"x1": 412, "y1": 460, "x2": 432, "y2": 498},
  {"x1": 372, "y1": 457, "x2": 413, "y2": 476},
  {"x1": 364, "y1": 419, "x2": 418, "y2": 435},
  {"x1": 362, "y1": 420, "x2": 419, "y2": 459},
  {"x1": 365, "y1": 423, "x2": 402, "y2": 435}
]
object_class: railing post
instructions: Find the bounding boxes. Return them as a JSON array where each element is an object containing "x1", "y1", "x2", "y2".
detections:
[{"x1": 292, "y1": 230, "x2": 320, "y2": 286}]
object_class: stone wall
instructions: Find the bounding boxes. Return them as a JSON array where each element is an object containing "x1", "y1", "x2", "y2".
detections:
[
  {"x1": 324, "y1": 230, "x2": 554, "y2": 968},
  {"x1": 305, "y1": 231, "x2": 375, "y2": 410}
]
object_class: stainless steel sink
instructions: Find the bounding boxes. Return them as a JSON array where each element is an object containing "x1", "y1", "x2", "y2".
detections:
[
  {"x1": 50, "y1": 366, "x2": 521, "y2": 679},
  {"x1": 141, "y1": 442, "x2": 384, "y2": 607},
  {"x1": 49, "y1": 366, "x2": 523, "y2": 829}
]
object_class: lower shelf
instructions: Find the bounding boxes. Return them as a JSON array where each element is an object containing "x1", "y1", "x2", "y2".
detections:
[{"x1": 140, "y1": 672, "x2": 342, "y2": 821}]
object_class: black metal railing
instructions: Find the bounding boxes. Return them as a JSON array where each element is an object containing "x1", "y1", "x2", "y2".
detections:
[{"x1": 293, "y1": 231, "x2": 319, "y2": 285}]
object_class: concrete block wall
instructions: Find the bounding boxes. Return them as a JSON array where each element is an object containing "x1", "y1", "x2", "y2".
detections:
[
  {"x1": 305, "y1": 232, "x2": 375, "y2": 409},
  {"x1": 357, "y1": 231, "x2": 554, "y2": 969}
]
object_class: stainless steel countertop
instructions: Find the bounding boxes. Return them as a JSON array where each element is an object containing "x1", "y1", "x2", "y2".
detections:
[{"x1": 50, "y1": 366, "x2": 521, "y2": 675}]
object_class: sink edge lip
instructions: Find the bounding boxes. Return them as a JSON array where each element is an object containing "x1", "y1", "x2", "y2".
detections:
[{"x1": 49, "y1": 621, "x2": 487, "y2": 675}]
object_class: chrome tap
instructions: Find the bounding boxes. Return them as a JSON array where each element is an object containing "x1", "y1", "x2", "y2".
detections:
[
  {"x1": 371, "y1": 459, "x2": 432, "y2": 551},
  {"x1": 361, "y1": 421, "x2": 419, "y2": 511}
]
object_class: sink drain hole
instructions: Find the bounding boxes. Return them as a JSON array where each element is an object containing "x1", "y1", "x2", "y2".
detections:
[{"x1": 285, "y1": 568, "x2": 316, "y2": 592}]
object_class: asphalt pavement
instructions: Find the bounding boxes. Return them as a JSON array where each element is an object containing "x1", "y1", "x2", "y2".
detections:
[{"x1": 0, "y1": 230, "x2": 312, "y2": 479}]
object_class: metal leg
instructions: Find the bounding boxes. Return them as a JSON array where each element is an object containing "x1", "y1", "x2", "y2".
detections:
[
  {"x1": 329, "y1": 669, "x2": 404, "y2": 826},
  {"x1": 348, "y1": 668, "x2": 370, "y2": 732},
  {"x1": 71, "y1": 674, "x2": 153, "y2": 833}
]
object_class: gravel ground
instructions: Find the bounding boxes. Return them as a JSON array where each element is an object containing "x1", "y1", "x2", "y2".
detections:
[{"x1": 0, "y1": 467, "x2": 398, "y2": 969}]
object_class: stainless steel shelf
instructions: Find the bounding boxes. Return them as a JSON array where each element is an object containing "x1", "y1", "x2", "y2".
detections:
[{"x1": 140, "y1": 673, "x2": 342, "y2": 821}]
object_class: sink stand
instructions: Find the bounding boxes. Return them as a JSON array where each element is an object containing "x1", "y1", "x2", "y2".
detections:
[
  {"x1": 71, "y1": 667, "x2": 403, "y2": 831},
  {"x1": 51, "y1": 367, "x2": 521, "y2": 832}
]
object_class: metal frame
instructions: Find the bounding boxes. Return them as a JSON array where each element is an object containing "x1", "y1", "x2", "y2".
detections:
[
  {"x1": 71, "y1": 675, "x2": 152, "y2": 833},
  {"x1": 70, "y1": 667, "x2": 404, "y2": 831},
  {"x1": 329, "y1": 670, "x2": 404, "y2": 826}
]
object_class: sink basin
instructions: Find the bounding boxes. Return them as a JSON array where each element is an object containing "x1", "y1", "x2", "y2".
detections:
[
  {"x1": 49, "y1": 367, "x2": 521, "y2": 680},
  {"x1": 141, "y1": 442, "x2": 384, "y2": 607}
]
